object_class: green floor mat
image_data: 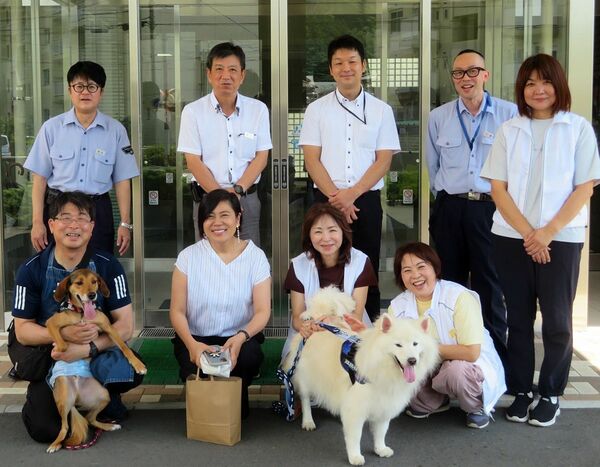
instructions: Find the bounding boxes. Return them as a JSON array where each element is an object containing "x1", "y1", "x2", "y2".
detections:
[{"x1": 134, "y1": 337, "x2": 284, "y2": 386}]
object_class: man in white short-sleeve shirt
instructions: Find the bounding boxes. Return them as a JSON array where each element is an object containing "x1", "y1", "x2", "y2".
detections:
[
  {"x1": 178, "y1": 42, "x2": 272, "y2": 245},
  {"x1": 300, "y1": 34, "x2": 401, "y2": 320}
]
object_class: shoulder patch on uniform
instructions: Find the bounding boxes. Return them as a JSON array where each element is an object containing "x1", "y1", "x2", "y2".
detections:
[{"x1": 121, "y1": 145, "x2": 134, "y2": 155}]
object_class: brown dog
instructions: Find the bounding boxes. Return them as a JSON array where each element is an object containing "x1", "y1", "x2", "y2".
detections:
[{"x1": 44, "y1": 269, "x2": 147, "y2": 453}]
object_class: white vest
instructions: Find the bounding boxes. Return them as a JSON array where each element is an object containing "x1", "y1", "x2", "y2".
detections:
[
  {"x1": 389, "y1": 280, "x2": 506, "y2": 414},
  {"x1": 281, "y1": 248, "x2": 371, "y2": 358},
  {"x1": 492, "y1": 112, "x2": 588, "y2": 236}
]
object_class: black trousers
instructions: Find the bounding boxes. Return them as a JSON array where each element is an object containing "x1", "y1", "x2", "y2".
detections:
[
  {"x1": 21, "y1": 371, "x2": 143, "y2": 443},
  {"x1": 493, "y1": 235, "x2": 582, "y2": 396},
  {"x1": 429, "y1": 191, "x2": 507, "y2": 361},
  {"x1": 172, "y1": 333, "x2": 264, "y2": 419},
  {"x1": 313, "y1": 189, "x2": 382, "y2": 321},
  {"x1": 44, "y1": 191, "x2": 115, "y2": 254}
]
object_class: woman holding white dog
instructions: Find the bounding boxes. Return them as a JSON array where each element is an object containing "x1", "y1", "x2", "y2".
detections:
[
  {"x1": 169, "y1": 189, "x2": 271, "y2": 419},
  {"x1": 389, "y1": 242, "x2": 505, "y2": 429},
  {"x1": 280, "y1": 203, "x2": 377, "y2": 359},
  {"x1": 481, "y1": 54, "x2": 600, "y2": 427}
]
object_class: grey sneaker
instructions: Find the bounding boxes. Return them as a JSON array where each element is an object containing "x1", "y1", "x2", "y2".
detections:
[
  {"x1": 506, "y1": 392, "x2": 534, "y2": 423},
  {"x1": 528, "y1": 397, "x2": 560, "y2": 427},
  {"x1": 466, "y1": 409, "x2": 490, "y2": 429},
  {"x1": 405, "y1": 401, "x2": 450, "y2": 419}
]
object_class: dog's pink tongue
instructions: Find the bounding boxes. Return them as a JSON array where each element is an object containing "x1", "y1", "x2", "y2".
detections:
[
  {"x1": 83, "y1": 301, "x2": 96, "y2": 320},
  {"x1": 404, "y1": 365, "x2": 416, "y2": 383}
]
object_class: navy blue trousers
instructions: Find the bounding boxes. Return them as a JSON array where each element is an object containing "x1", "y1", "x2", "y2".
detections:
[
  {"x1": 429, "y1": 191, "x2": 507, "y2": 361},
  {"x1": 493, "y1": 235, "x2": 581, "y2": 396}
]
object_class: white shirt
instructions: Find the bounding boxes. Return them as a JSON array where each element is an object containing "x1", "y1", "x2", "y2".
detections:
[
  {"x1": 177, "y1": 92, "x2": 273, "y2": 187},
  {"x1": 299, "y1": 88, "x2": 401, "y2": 190},
  {"x1": 175, "y1": 239, "x2": 270, "y2": 337}
]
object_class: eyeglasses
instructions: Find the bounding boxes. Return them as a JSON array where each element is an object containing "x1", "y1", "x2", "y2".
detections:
[
  {"x1": 451, "y1": 67, "x2": 486, "y2": 80},
  {"x1": 69, "y1": 83, "x2": 100, "y2": 94},
  {"x1": 53, "y1": 215, "x2": 92, "y2": 226}
]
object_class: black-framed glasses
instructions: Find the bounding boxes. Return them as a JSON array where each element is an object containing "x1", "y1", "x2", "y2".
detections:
[
  {"x1": 69, "y1": 83, "x2": 100, "y2": 94},
  {"x1": 451, "y1": 67, "x2": 486, "y2": 80}
]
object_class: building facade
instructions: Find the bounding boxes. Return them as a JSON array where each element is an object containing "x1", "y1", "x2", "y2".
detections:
[{"x1": 0, "y1": 0, "x2": 597, "y2": 333}]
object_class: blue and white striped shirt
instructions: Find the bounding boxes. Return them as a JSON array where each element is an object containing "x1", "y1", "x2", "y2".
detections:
[{"x1": 175, "y1": 239, "x2": 270, "y2": 337}]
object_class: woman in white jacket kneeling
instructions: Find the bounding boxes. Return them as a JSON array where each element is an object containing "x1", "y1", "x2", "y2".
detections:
[{"x1": 389, "y1": 242, "x2": 505, "y2": 429}]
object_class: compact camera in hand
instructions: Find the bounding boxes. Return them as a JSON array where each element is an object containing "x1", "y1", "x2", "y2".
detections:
[{"x1": 202, "y1": 346, "x2": 231, "y2": 367}]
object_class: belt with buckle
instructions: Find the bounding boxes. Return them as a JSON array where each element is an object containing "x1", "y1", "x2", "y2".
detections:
[
  {"x1": 45, "y1": 188, "x2": 109, "y2": 203},
  {"x1": 451, "y1": 191, "x2": 493, "y2": 202},
  {"x1": 244, "y1": 184, "x2": 258, "y2": 195}
]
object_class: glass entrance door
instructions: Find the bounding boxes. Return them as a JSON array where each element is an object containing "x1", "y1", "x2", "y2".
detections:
[
  {"x1": 139, "y1": 1, "x2": 272, "y2": 327},
  {"x1": 284, "y1": 1, "x2": 423, "y2": 315}
]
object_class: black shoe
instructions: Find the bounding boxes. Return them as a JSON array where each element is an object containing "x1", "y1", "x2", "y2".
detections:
[
  {"x1": 506, "y1": 392, "x2": 534, "y2": 423},
  {"x1": 97, "y1": 393, "x2": 129, "y2": 423},
  {"x1": 528, "y1": 397, "x2": 560, "y2": 427}
]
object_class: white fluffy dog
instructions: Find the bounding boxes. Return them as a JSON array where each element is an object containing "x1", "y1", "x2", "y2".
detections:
[
  {"x1": 300, "y1": 285, "x2": 356, "y2": 325},
  {"x1": 283, "y1": 312, "x2": 439, "y2": 465}
]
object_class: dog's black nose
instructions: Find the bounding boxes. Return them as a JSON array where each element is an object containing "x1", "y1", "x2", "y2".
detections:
[
  {"x1": 407, "y1": 357, "x2": 417, "y2": 366},
  {"x1": 88, "y1": 292, "x2": 97, "y2": 301}
]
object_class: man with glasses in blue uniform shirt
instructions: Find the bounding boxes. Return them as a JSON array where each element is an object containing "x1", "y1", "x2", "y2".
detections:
[
  {"x1": 426, "y1": 49, "x2": 517, "y2": 361},
  {"x1": 25, "y1": 61, "x2": 139, "y2": 256}
]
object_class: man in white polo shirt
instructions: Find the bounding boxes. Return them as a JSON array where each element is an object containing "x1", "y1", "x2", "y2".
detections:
[
  {"x1": 178, "y1": 42, "x2": 272, "y2": 246},
  {"x1": 300, "y1": 35, "x2": 401, "y2": 320}
]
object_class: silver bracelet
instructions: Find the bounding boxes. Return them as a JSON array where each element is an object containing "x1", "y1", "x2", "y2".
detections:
[{"x1": 120, "y1": 221, "x2": 133, "y2": 231}]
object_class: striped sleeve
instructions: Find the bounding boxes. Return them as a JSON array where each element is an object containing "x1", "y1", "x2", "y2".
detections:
[{"x1": 11, "y1": 257, "x2": 43, "y2": 319}]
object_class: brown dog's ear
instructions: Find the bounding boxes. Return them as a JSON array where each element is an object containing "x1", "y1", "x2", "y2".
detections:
[
  {"x1": 96, "y1": 273, "x2": 110, "y2": 298},
  {"x1": 54, "y1": 275, "x2": 71, "y2": 302}
]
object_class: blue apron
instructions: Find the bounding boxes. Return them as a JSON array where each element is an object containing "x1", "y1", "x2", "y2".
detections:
[{"x1": 44, "y1": 247, "x2": 134, "y2": 386}]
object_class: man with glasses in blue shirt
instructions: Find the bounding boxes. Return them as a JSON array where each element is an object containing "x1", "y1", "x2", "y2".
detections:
[
  {"x1": 24, "y1": 61, "x2": 139, "y2": 256},
  {"x1": 426, "y1": 49, "x2": 517, "y2": 363}
]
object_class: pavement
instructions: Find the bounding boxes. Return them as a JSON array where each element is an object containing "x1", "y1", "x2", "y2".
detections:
[
  {"x1": 2, "y1": 327, "x2": 600, "y2": 466},
  {"x1": 0, "y1": 407, "x2": 599, "y2": 466}
]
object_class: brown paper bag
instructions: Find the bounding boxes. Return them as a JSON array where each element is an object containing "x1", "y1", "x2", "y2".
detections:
[{"x1": 185, "y1": 370, "x2": 242, "y2": 446}]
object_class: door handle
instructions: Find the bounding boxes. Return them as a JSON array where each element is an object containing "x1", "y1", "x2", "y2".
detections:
[
  {"x1": 273, "y1": 158, "x2": 279, "y2": 189},
  {"x1": 281, "y1": 158, "x2": 288, "y2": 190}
]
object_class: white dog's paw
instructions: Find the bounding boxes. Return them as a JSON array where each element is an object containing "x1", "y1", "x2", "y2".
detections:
[
  {"x1": 302, "y1": 420, "x2": 316, "y2": 431},
  {"x1": 108, "y1": 423, "x2": 122, "y2": 431},
  {"x1": 375, "y1": 446, "x2": 394, "y2": 458},
  {"x1": 348, "y1": 454, "x2": 365, "y2": 465},
  {"x1": 46, "y1": 444, "x2": 61, "y2": 454}
]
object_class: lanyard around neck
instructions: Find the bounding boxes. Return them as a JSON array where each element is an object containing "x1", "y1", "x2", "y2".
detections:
[
  {"x1": 336, "y1": 89, "x2": 367, "y2": 125},
  {"x1": 456, "y1": 93, "x2": 490, "y2": 150}
]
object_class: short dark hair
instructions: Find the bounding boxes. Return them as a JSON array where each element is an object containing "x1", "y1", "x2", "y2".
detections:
[
  {"x1": 393, "y1": 242, "x2": 442, "y2": 291},
  {"x1": 301, "y1": 203, "x2": 352, "y2": 269},
  {"x1": 454, "y1": 49, "x2": 485, "y2": 61},
  {"x1": 206, "y1": 42, "x2": 246, "y2": 70},
  {"x1": 48, "y1": 191, "x2": 96, "y2": 221},
  {"x1": 197, "y1": 189, "x2": 242, "y2": 237},
  {"x1": 67, "y1": 61, "x2": 107, "y2": 88},
  {"x1": 515, "y1": 53, "x2": 571, "y2": 117},
  {"x1": 327, "y1": 35, "x2": 366, "y2": 65}
]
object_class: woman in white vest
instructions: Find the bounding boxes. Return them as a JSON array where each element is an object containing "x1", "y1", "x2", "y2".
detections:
[
  {"x1": 481, "y1": 54, "x2": 600, "y2": 427},
  {"x1": 280, "y1": 203, "x2": 377, "y2": 359},
  {"x1": 389, "y1": 242, "x2": 505, "y2": 430}
]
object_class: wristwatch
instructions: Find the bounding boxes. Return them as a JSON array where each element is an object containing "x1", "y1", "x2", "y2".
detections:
[
  {"x1": 120, "y1": 221, "x2": 133, "y2": 231},
  {"x1": 236, "y1": 329, "x2": 250, "y2": 342},
  {"x1": 89, "y1": 341, "x2": 99, "y2": 358},
  {"x1": 233, "y1": 184, "x2": 246, "y2": 196}
]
